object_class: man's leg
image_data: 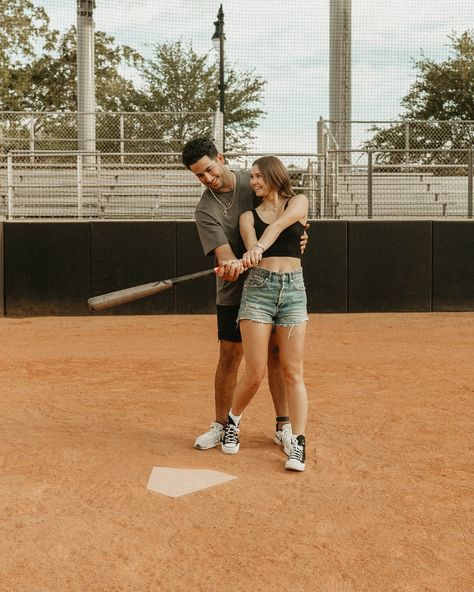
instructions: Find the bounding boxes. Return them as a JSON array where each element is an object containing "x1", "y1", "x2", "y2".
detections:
[
  {"x1": 194, "y1": 304, "x2": 242, "y2": 450},
  {"x1": 214, "y1": 339, "x2": 243, "y2": 425}
]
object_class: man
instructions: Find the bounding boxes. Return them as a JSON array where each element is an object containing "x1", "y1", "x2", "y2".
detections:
[{"x1": 181, "y1": 138, "x2": 306, "y2": 453}]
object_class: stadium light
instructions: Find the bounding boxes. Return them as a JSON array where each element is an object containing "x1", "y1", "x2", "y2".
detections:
[{"x1": 212, "y1": 4, "x2": 226, "y2": 151}]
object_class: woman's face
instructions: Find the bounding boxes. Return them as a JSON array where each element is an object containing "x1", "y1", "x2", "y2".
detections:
[{"x1": 250, "y1": 164, "x2": 272, "y2": 198}]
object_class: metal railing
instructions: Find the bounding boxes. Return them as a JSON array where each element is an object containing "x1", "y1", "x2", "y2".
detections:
[
  {"x1": 0, "y1": 150, "x2": 321, "y2": 220},
  {"x1": 321, "y1": 119, "x2": 474, "y2": 158},
  {"x1": 2, "y1": 111, "x2": 474, "y2": 220},
  {"x1": 322, "y1": 149, "x2": 474, "y2": 219}
]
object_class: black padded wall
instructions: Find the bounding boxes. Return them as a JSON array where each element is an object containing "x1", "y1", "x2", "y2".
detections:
[
  {"x1": 3, "y1": 220, "x2": 474, "y2": 316},
  {"x1": 0, "y1": 224, "x2": 5, "y2": 316},
  {"x1": 432, "y1": 221, "x2": 474, "y2": 311},
  {"x1": 90, "y1": 221, "x2": 176, "y2": 315},
  {"x1": 347, "y1": 221, "x2": 432, "y2": 312},
  {"x1": 0, "y1": 223, "x2": 4, "y2": 316},
  {"x1": 4, "y1": 222, "x2": 90, "y2": 316},
  {"x1": 176, "y1": 222, "x2": 216, "y2": 313},
  {"x1": 304, "y1": 221, "x2": 347, "y2": 313}
]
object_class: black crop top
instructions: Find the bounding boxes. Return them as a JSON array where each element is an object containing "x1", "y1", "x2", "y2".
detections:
[{"x1": 252, "y1": 207, "x2": 304, "y2": 259}]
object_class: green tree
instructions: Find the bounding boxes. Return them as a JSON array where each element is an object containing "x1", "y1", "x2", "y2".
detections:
[
  {"x1": 0, "y1": 8, "x2": 146, "y2": 152},
  {"x1": 366, "y1": 31, "x2": 474, "y2": 166},
  {"x1": 26, "y1": 27, "x2": 145, "y2": 113},
  {"x1": 27, "y1": 27, "x2": 148, "y2": 152},
  {"x1": 139, "y1": 40, "x2": 266, "y2": 151},
  {"x1": 0, "y1": 0, "x2": 57, "y2": 111},
  {"x1": 1, "y1": 3, "x2": 266, "y2": 153}
]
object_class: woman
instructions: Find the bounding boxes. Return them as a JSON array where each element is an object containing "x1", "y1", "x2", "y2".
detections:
[{"x1": 220, "y1": 156, "x2": 309, "y2": 471}]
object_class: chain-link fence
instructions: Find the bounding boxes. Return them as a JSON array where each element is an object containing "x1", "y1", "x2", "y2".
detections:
[
  {"x1": 322, "y1": 149, "x2": 473, "y2": 219},
  {"x1": 0, "y1": 111, "x2": 217, "y2": 155},
  {"x1": 317, "y1": 120, "x2": 474, "y2": 219},
  {"x1": 323, "y1": 119, "x2": 474, "y2": 164},
  {"x1": 2, "y1": 114, "x2": 473, "y2": 220}
]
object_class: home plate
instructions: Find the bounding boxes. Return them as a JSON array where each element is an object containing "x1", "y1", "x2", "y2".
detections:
[{"x1": 146, "y1": 467, "x2": 237, "y2": 498}]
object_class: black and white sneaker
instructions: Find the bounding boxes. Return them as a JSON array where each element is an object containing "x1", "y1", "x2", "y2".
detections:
[
  {"x1": 221, "y1": 415, "x2": 240, "y2": 454},
  {"x1": 285, "y1": 435, "x2": 306, "y2": 471}
]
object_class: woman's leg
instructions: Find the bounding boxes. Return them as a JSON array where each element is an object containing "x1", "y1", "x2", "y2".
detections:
[
  {"x1": 231, "y1": 320, "x2": 273, "y2": 415},
  {"x1": 275, "y1": 322, "x2": 308, "y2": 435},
  {"x1": 221, "y1": 320, "x2": 273, "y2": 454}
]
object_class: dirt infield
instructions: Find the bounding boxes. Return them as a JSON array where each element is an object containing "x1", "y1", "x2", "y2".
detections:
[{"x1": 0, "y1": 313, "x2": 472, "y2": 592}]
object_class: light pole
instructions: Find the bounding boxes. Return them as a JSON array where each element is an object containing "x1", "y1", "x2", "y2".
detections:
[
  {"x1": 77, "y1": 0, "x2": 96, "y2": 163},
  {"x1": 212, "y1": 4, "x2": 225, "y2": 152}
]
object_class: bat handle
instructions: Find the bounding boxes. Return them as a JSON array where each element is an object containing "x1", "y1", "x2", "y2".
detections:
[{"x1": 214, "y1": 260, "x2": 245, "y2": 275}]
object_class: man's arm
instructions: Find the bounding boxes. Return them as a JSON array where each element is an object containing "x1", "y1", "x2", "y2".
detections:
[
  {"x1": 300, "y1": 223, "x2": 309, "y2": 254},
  {"x1": 214, "y1": 244, "x2": 243, "y2": 281}
]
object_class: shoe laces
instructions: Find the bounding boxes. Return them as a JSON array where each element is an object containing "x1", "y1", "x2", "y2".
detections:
[
  {"x1": 209, "y1": 422, "x2": 223, "y2": 433},
  {"x1": 223, "y1": 422, "x2": 239, "y2": 445},
  {"x1": 288, "y1": 441, "x2": 304, "y2": 462}
]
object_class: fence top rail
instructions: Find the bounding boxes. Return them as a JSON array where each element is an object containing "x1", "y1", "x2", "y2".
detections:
[
  {"x1": 324, "y1": 119, "x2": 474, "y2": 124},
  {"x1": 328, "y1": 148, "x2": 474, "y2": 153},
  {"x1": 6, "y1": 150, "x2": 322, "y2": 158},
  {"x1": 9, "y1": 150, "x2": 101, "y2": 155},
  {"x1": 341, "y1": 165, "x2": 468, "y2": 171},
  {"x1": 227, "y1": 152, "x2": 320, "y2": 157},
  {"x1": 0, "y1": 111, "x2": 214, "y2": 116}
]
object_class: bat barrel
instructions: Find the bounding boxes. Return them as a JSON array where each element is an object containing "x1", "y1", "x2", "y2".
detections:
[
  {"x1": 88, "y1": 281, "x2": 172, "y2": 312},
  {"x1": 87, "y1": 268, "x2": 217, "y2": 312}
]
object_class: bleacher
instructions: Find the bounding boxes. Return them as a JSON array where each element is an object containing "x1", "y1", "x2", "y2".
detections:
[
  {"x1": 0, "y1": 166, "x2": 203, "y2": 219},
  {"x1": 333, "y1": 172, "x2": 471, "y2": 218}
]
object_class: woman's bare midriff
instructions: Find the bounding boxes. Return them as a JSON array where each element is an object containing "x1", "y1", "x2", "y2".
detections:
[{"x1": 257, "y1": 256, "x2": 302, "y2": 273}]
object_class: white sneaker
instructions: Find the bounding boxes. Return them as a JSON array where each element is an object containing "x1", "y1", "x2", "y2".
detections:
[
  {"x1": 221, "y1": 415, "x2": 240, "y2": 454},
  {"x1": 274, "y1": 422, "x2": 292, "y2": 456},
  {"x1": 194, "y1": 422, "x2": 224, "y2": 450},
  {"x1": 285, "y1": 435, "x2": 306, "y2": 471}
]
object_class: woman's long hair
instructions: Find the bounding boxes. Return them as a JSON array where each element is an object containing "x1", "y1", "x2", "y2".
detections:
[{"x1": 252, "y1": 156, "x2": 295, "y2": 199}]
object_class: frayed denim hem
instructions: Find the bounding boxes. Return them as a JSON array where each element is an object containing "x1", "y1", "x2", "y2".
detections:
[{"x1": 238, "y1": 317, "x2": 308, "y2": 337}]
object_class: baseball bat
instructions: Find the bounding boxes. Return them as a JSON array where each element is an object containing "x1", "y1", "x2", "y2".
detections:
[{"x1": 88, "y1": 267, "x2": 218, "y2": 312}]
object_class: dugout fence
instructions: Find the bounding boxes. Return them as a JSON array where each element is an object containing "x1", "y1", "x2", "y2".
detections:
[
  {"x1": 0, "y1": 150, "x2": 320, "y2": 220},
  {"x1": 1, "y1": 113, "x2": 473, "y2": 220},
  {"x1": 1, "y1": 148, "x2": 473, "y2": 220}
]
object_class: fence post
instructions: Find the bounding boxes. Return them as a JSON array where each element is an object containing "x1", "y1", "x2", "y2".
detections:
[
  {"x1": 468, "y1": 149, "x2": 473, "y2": 219},
  {"x1": 405, "y1": 122, "x2": 410, "y2": 166},
  {"x1": 120, "y1": 114, "x2": 125, "y2": 164},
  {"x1": 367, "y1": 150, "x2": 373, "y2": 219},
  {"x1": 212, "y1": 110, "x2": 224, "y2": 154},
  {"x1": 7, "y1": 153, "x2": 14, "y2": 220},
  {"x1": 29, "y1": 115, "x2": 35, "y2": 163},
  {"x1": 333, "y1": 150, "x2": 339, "y2": 218},
  {"x1": 77, "y1": 154, "x2": 83, "y2": 219},
  {"x1": 317, "y1": 117, "x2": 324, "y2": 155},
  {"x1": 317, "y1": 117, "x2": 325, "y2": 219}
]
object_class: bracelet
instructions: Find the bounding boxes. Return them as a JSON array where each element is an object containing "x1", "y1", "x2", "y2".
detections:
[{"x1": 255, "y1": 243, "x2": 265, "y2": 252}]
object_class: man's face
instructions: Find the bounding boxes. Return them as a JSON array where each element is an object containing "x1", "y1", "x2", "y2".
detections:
[{"x1": 189, "y1": 154, "x2": 228, "y2": 192}]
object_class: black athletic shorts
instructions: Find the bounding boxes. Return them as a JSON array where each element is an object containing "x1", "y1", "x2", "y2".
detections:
[{"x1": 217, "y1": 304, "x2": 242, "y2": 342}]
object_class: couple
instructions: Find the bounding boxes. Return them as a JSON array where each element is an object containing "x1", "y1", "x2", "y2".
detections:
[{"x1": 182, "y1": 138, "x2": 309, "y2": 472}]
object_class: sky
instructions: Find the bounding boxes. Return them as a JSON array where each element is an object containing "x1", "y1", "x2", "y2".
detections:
[{"x1": 35, "y1": 0, "x2": 473, "y2": 152}]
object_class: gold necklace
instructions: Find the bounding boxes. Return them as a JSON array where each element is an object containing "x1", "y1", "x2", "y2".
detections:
[{"x1": 208, "y1": 172, "x2": 236, "y2": 216}]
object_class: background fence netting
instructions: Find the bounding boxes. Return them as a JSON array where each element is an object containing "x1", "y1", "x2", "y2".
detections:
[{"x1": 1, "y1": 1, "x2": 473, "y2": 219}]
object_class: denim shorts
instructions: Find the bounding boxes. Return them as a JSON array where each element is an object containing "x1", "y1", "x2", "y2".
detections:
[{"x1": 237, "y1": 267, "x2": 308, "y2": 327}]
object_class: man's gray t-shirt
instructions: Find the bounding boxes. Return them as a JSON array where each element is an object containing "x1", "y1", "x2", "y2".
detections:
[{"x1": 195, "y1": 169, "x2": 257, "y2": 306}]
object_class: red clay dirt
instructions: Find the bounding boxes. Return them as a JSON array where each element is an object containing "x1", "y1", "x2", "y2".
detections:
[{"x1": 0, "y1": 313, "x2": 472, "y2": 592}]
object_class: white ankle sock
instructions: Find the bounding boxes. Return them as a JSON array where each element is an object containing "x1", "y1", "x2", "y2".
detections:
[{"x1": 228, "y1": 410, "x2": 241, "y2": 425}]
